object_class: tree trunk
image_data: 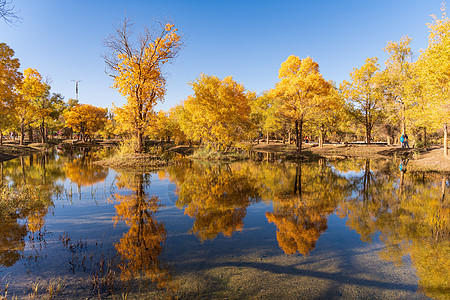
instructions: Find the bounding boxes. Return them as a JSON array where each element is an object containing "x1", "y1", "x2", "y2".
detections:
[
  {"x1": 444, "y1": 123, "x2": 448, "y2": 157},
  {"x1": 28, "y1": 126, "x2": 33, "y2": 142},
  {"x1": 402, "y1": 105, "x2": 406, "y2": 135},
  {"x1": 423, "y1": 127, "x2": 427, "y2": 149},
  {"x1": 136, "y1": 131, "x2": 144, "y2": 153},
  {"x1": 20, "y1": 122, "x2": 24, "y2": 145},
  {"x1": 288, "y1": 131, "x2": 291, "y2": 144},
  {"x1": 41, "y1": 119, "x2": 47, "y2": 143},
  {"x1": 266, "y1": 131, "x2": 269, "y2": 145},
  {"x1": 298, "y1": 118, "x2": 303, "y2": 152},
  {"x1": 366, "y1": 124, "x2": 371, "y2": 144},
  {"x1": 295, "y1": 120, "x2": 299, "y2": 151},
  {"x1": 0, "y1": 131, "x2": 2, "y2": 145},
  {"x1": 319, "y1": 124, "x2": 324, "y2": 148}
]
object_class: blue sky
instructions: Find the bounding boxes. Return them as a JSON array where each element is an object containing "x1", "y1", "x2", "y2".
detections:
[{"x1": 1, "y1": 0, "x2": 444, "y2": 111}]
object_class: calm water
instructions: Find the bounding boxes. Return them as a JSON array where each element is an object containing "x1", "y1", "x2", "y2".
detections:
[{"x1": 0, "y1": 148, "x2": 448, "y2": 299}]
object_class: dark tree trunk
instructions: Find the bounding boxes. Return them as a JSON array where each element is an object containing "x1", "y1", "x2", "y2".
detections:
[
  {"x1": 366, "y1": 124, "x2": 371, "y2": 144},
  {"x1": 319, "y1": 123, "x2": 324, "y2": 148},
  {"x1": 20, "y1": 123, "x2": 24, "y2": 145},
  {"x1": 423, "y1": 127, "x2": 427, "y2": 149},
  {"x1": 298, "y1": 118, "x2": 303, "y2": 152},
  {"x1": 136, "y1": 131, "x2": 144, "y2": 153},
  {"x1": 444, "y1": 123, "x2": 448, "y2": 157},
  {"x1": 28, "y1": 126, "x2": 33, "y2": 143}
]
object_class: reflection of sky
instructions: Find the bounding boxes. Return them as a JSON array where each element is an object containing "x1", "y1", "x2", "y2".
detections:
[
  {"x1": 0, "y1": 155, "x2": 428, "y2": 298},
  {"x1": 330, "y1": 165, "x2": 366, "y2": 179}
]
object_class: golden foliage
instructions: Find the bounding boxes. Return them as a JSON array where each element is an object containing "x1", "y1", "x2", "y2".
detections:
[
  {"x1": 64, "y1": 104, "x2": 107, "y2": 141},
  {"x1": 340, "y1": 57, "x2": 383, "y2": 143},
  {"x1": 173, "y1": 163, "x2": 259, "y2": 241},
  {"x1": 0, "y1": 43, "x2": 21, "y2": 134},
  {"x1": 105, "y1": 19, "x2": 183, "y2": 152},
  {"x1": 111, "y1": 172, "x2": 170, "y2": 287},
  {"x1": 271, "y1": 56, "x2": 331, "y2": 151},
  {"x1": 180, "y1": 74, "x2": 254, "y2": 149}
]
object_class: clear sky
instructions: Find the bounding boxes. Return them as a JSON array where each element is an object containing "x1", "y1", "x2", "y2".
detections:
[{"x1": 1, "y1": 0, "x2": 444, "y2": 111}]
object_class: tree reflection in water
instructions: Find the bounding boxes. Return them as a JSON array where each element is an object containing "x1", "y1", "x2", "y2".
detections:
[
  {"x1": 171, "y1": 163, "x2": 259, "y2": 241},
  {"x1": 266, "y1": 160, "x2": 351, "y2": 255},
  {"x1": 333, "y1": 158, "x2": 450, "y2": 299},
  {"x1": 64, "y1": 148, "x2": 109, "y2": 189},
  {"x1": 0, "y1": 152, "x2": 62, "y2": 267},
  {"x1": 111, "y1": 171, "x2": 170, "y2": 289}
]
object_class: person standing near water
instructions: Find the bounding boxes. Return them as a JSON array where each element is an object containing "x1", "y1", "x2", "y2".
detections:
[
  {"x1": 404, "y1": 134, "x2": 410, "y2": 148},
  {"x1": 400, "y1": 134, "x2": 405, "y2": 148}
]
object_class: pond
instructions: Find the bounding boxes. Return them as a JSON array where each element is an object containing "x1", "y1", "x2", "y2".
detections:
[{"x1": 0, "y1": 148, "x2": 448, "y2": 299}]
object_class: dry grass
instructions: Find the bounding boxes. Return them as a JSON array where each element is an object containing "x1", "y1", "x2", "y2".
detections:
[
  {"x1": 408, "y1": 148, "x2": 450, "y2": 172},
  {"x1": 94, "y1": 153, "x2": 171, "y2": 171}
]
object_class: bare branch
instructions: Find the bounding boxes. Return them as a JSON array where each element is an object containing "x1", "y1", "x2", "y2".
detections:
[{"x1": 0, "y1": 0, "x2": 21, "y2": 25}]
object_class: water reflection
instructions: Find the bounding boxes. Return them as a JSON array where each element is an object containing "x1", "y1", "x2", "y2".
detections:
[
  {"x1": 0, "y1": 151, "x2": 62, "y2": 267},
  {"x1": 64, "y1": 149, "x2": 108, "y2": 188},
  {"x1": 334, "y1": 159, "x2": 450, "y2": 299},
  {"x1": 0, "y1": 151, "x2": 448, "y2": 299},
  {"x1": 266, "y1": 161, "x2": 351, "y2": 255},
  {"x1": 169, "y1": 163, "x2": 259, "y2": 241},
  {"x1": 111, "y1": 171, "x2": 170, "y2": 288}
]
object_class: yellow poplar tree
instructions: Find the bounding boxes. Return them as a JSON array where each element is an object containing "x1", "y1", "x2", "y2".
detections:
[
  {"x1": 380, "y1": 36, "x2": 414, "y2": 137},
  {"x1": 310, "y1": 84, "x2": 345, "y2": 147},
  {"x1": 415, "y1": 6, "x2": 450, "y2": 156},
  {"x1": 64, "y1": 104, "x2": 107, "y2": 141},
  {"x1": 251, "y1": 92, "x2": 282, "y2": 144},
  {"x1": 16, "y1": 68, "x2": 48, "y2": 145},
  {"x1": 271, "y1": 56, "x2": 331, "y2": 152},
  {"x1": 181, "y1": 74, "x2": 254, "y2": 150},
  {"x1": 340, "y1": 57, "x2": 383, "y2": 144},
  {"x1": 0, "y1": 43, "x2": 21, "y2": 144},
  {"x1": 104, "y1": 19, "x2": 183, "y2": 153}
]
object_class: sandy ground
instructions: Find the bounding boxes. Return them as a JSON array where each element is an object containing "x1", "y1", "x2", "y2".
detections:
[{"x1": 252, "y1": 143, "x2": 450, "y2": 173}]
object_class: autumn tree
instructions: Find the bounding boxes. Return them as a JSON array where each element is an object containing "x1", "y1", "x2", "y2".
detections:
[
  {"x1": 271, "y1": 56, "x2": 331, "y2": 152},
  {"x1": 0, "y1": 42, "x2": 21, "y2": 144},
  {"x1": 251, "y1": 92, "x2": 282, "y2": 144},
  {"x1": 180, "y1": 74, "x2": 254, "y2": 150},
  {"x1": 16, "y1": 68, "x2": 49, "y2": 145},
  {"x1": 31, "y1": 91, "x2": 66, "y2": 143},
  {"x1": 148, "y1": 110, "x2": 178, "y2": 142},
  {"x1": 104, "y1": 18, "x2": 183, "y2": 153},
  {"x1": 309, "y1": 83, "x2": 345, "y2": 147},
  {"x1": 64, "y1": 104, "x2": 107, "y2": 141},
  {"x1": 415, "y1": 6, "x2": 450, "y2": 156},
  {"x1": 340, "y1": 57, "x2": 383, "y2": 144}
]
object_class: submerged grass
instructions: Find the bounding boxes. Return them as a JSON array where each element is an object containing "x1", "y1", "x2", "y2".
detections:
[{"x1": 0, "y1": 185, "x2": 54, "y2": 220}]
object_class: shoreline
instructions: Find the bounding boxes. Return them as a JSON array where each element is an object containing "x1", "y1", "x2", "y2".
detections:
[{"x1": 1, "y1": 141, "x2": 449, "y2": 173}]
